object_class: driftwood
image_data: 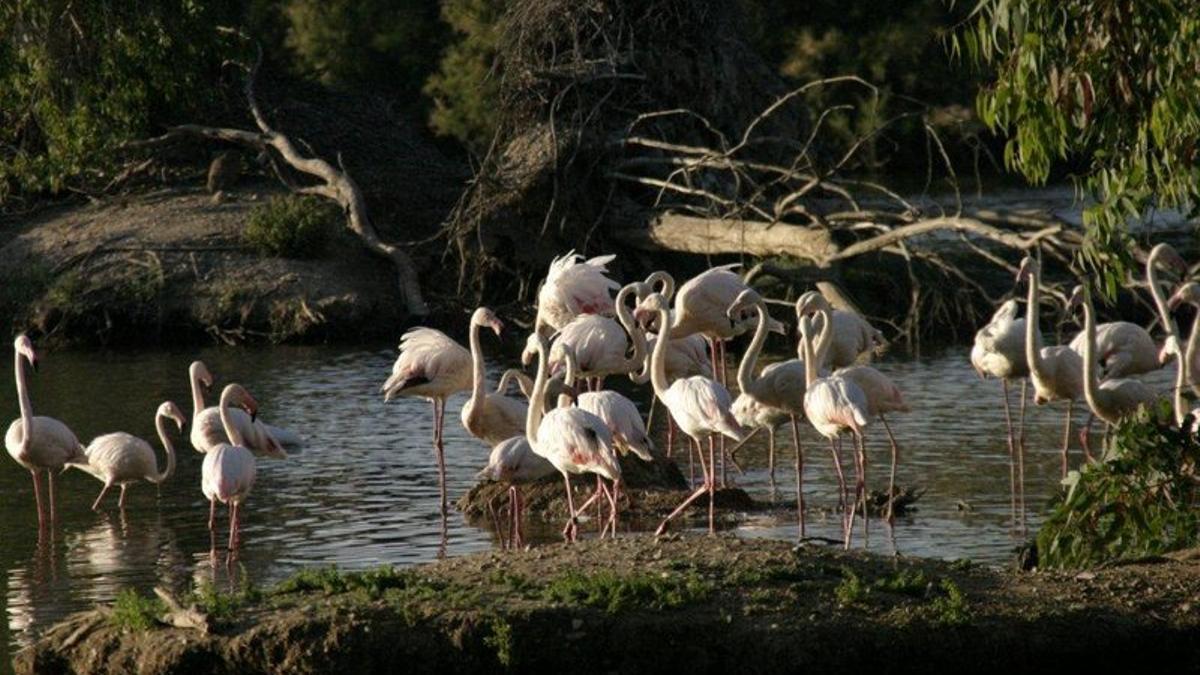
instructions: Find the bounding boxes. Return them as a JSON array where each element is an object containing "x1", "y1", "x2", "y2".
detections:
[
  {"x1": 123, "y1": 40, "x2": 428, "y2": 317},
  {"x1": 154, "y1": 587, "x2": 211, "y2": 634}
]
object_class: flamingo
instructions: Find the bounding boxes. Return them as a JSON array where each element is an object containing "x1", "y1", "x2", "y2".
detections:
[
  {"x1": 69, "y1": 402, "x2": 185, "y2": 511},
  {"x1": 1167, "y1": 282, "x2": 1200, "y2": 427},
  {"x1": 188, "y1": 361, "x2": 290, "y2": 458},
  {"x1": 631, "y1": 331, "x2": 711, "y2": 461},
  {"x1": 1067, "y1": 285, "x2": 1161, "y2": 454},
  {"x1": 969, "y1": 299, "x2": 1029, "y2": 524},
  {"x1": 380, "y1": 325, "x2": 473, "y2": 517},
  {"x1": 495, "y1": 368, "x2": 570, "y2": 414},
  {"x1": 793, "y1": 291, "x2": 884, "y2": 369},
  {"x1": 1017, "y1": 256, "x2": 1084, "y2": 478},
  {"x1": 201, "y1": 384, "x2": 260, "y2": 550},
  {"x1": 543, "y1": 281, "x2": 647, "y2": 390},
  {"x1": 534, "y1": 250, "x2": 620, "y2": 336},
  {"x1": 1146, "y1": 243, "x2": 1190, "y2": 347},
  {"x1": 524, "y1": 333, "x2": 622, "y2": 542},
  {"x1": 559, "y1": 345, "x2": 654, "y2": 462},
  {"x1": 461, "y1": 307, "x2": 527, "y2": 446},
  {"x1": 476, "y1": 436, "x2": 555, "y2": 548},
  {"x1": 5, "y1": 334, "x2": 84, "y2": 528},
  {"x1": 798, "y1": 315, "x2": 870, "y2": 548},
  {"x1": 726, "y1": 288, "x2": 809, "y2": 535},
  {"x1": 638, "y1": 292, "x2": 745, "y2": 536}
]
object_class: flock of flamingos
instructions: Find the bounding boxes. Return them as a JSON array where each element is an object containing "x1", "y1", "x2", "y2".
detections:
[{"x1": 6, "y1": 243, "x2": 1200, "y2": 552}]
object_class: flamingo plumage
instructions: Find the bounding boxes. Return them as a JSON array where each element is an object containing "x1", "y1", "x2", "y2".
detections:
[
  {"x1": 188, "y1": 361, "x2": 290, "y2": 458},
  {"x1": 69, "y1": 401, "x2": 184, "y2": 511},
  {"x1": 201, "y1": 384, "x2": 260, "y2": 550},
  {"x1": 794, "y1": 290, "x2": 883, "y2": 369},
  {"x1": 560, "y1": 345, "x2": 654, "y2": 462},
  {"x1": 461, "y1": 307, "x2": 528, "y2": 446},
  {"x1": 535, "y1": 250, "x2": 620, "y2": 336}
]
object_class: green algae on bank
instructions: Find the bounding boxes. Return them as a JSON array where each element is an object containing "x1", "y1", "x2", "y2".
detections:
[{"x1": 17, "y1": 536, "x2": 1200, "y2": 674}]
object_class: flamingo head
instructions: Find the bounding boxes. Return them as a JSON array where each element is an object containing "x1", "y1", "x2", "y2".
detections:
[
  {"x1": 157, "y1": 401, "x2": 188, "y2": 431},
  {"x1": 1154, "y1": 243, "x2": 1189, "y2": 276},
  {"x1": 189, "y1": 360, "x2": 214, "y2": 392},
  {"x1": 726, "y1": 288, "x2": 762, "y2": 324},
  {"x1": 473, "y1": 307, "x2": 505, "y2": 336},
  {"x1": 1168, "y1": 282, "x2": 1200, "y2": 312},
  {"x1": 633, "y1": 292, "x2": 668, "y2": 327},
  {"x1": 1159, "y1": 336, "x2": 1182, "y2": 366},
  {"x1": 793, "y1": 290, "x2": 830, "y2": 318},
  {"x1": 13, "y1": 334, "x2": 37, "y2": 371},
  {"x1": 1016, "y1": 256, "x2": 1040, "y2": 285},
  {"x1": 521, "y1": 332, "x2": 544, "y2": 367},
  {"x1": 1065, "y1": 284, "x2": 1086, "y2": 316},
  {"x1": 221, "y1": 383, "x2": 259, "y2": 422}
]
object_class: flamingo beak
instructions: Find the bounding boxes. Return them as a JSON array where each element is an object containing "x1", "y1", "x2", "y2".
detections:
[
  {"x1": 490, "y1": 319, "x2": 504, "y2": 337},
  {"x1": 30, "y1": 357, "x2": 38, "y2": 373}
]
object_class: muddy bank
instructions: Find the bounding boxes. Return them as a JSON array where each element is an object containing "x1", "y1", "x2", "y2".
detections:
[{"x1": 18, "y1": 536, "x2": 1200, "y2": 674}]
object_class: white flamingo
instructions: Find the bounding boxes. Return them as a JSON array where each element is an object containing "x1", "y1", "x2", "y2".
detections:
[
  {"x1": 631, "y1": 331, "x2": 711, "y2": 460},
  {"x1": 543, "y1": 282, "x2": 647, "y2": 390},
  {"x1": 969, "y1": 298, "x2": 1029, "y2": 524},
  {"x1": 1169, "y1": 282, "x2": 1200, "y2": 422},
  {"x1": 380, "y1": 325, "x2": 473, "y2": 516},
  {"x1": 188, "y1": 361, "x2": 290, "y2": 458},
  {"x1": 794, "y1": 290, "x2": 883, "y2": 369},
  {"x1": 639, "y1": 292, "x2": 745, "y2": 536},
  {"x1": 1068, "y1": 285, "x2": 1162, "y2": 454},
  {"x1": 560, "y1": 345, "x2": 654, "y2": 462},
  {"x1": 69, "y1": 402, "x2": 185, "y2": 511},
  {"x1": 799, "y1": 315, "x2": 870, "y2": 548},
  {"x1": 535, "y1": 250, "x2": 620, "y2": 336},
  {"x1": 476, "y1": 434, "x2": 555, "y2": 548},
  {"x1": 524, "y1": 333, "x2": 622, "y2": 542},
  {"x1": 201, "y1": 384, "x2": 260, "y2": 551},
  {"x1": 726, "y1": 288, "x2": 809, "y2": 535},
  {"x1": 461, "y1": 307, "x2": 527, "y2": 446},
  {"x1": 1017, "y1": 256, "x2": 1084, "y2": 478},
  {"x1": 5, "y1": 334, "x2": 84, "y2": 527}
]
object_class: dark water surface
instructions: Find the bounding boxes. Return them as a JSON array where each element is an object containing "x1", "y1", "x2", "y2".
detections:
[{"x1": 0, "y1": 343, "x2": 1178, "y2": 661}]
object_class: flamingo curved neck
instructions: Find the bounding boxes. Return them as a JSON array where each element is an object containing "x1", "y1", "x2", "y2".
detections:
[
  {"x1": 189, "y1": 365, "x2": 206, "y2": 427},
  {"x1": 153, "y1": 413, "x2": 177, "y2": 483},
  {"x1": 614, "y1": 284, "x2": 647, "y2": 374},
  {"x1": 1148, "y1": 247, "x2": 1180, "y2": 344},
  {"x1": 1023, "y1": 263, "x2": 1048, "y2": 380},
  {"x1": 466, "y1": 317, "x2": 487, "y2": 427},
  {"x1": 218, "y1": 391, "x2": 247, "y2": 448},
  {"x1": 560, "y1": 350, "x2": 579, "y2": 409},
  {"x1": 649, "y1": 306, "x2": 673, "y2": 397},
  {"x1": 737, "y1": 301, "x2": 769, "y2": 395},
  {"x1": 1078, "y1": 294, "x2": 1104, "y2": 418},
  {"x1": 14, "y1": 349, "x2": 33, "y2": 454},
  {"x1": 525, "y1": 335, "x2": 550, "y2": 448},
  {"x1": 801, "y1": 327, "x2": 818, "y2": 387},
  {"x1": 1185, "y1": 308, "x2": 1200, "y2": 399}
]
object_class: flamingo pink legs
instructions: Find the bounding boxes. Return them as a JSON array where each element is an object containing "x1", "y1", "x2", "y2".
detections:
[
  {"x1": 790, "y1": 415, "x2": 805, "y2": 539},
  {"x1": 31, "y1": 470, "x2": 46, "y2": 529},
  {"x1": 432, "y1": 398, "x2": 448, "y2": 519},
  {"x1": 655, "y1": 436, "x2": 717, "y2": 536}
]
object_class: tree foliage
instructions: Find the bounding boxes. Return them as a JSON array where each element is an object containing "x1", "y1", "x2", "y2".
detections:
[
  {"x1": 955, "y1": 0, "x2": 1200, "y2": 298},
  {"x1": 422, "y1": 0, "x2": 506, "y2": 152}
]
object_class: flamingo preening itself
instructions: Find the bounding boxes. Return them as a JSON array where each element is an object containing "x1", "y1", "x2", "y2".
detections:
[
  {"x1": 545, "y1": 281, "x2": 648, "y2": 391},
  {"x1": 188, "y1": 361, "x2": 292, "y2": 458},
  {"x1": 535, "y1": 250, "x2": 620, "y2": 337},
  {"x1": 460, "y1": 307, "x2": 528, "y2": 446},
  {"x1": 69, "y1": 402, "x2": 185, "y2": 511},
  {"x1": 201, "y1": 384, "x2": 260, "y2": 551},
  {"x1": 381, "y1": 326, "x2": 473, "y2": 518},
  {"x1": 794, "y1": 290, "x2": 884, "y2": 369},
  {"x1": 5, "y1": 334, "x2": 84, "y2": 528}
]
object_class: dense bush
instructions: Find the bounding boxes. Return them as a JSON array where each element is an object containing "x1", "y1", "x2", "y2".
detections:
[
  {"x1": 423, "y1": 0, "x2": 506, "y2": 151},
  {"x1": 243, "y1": 195, "x2": 339, "y2": 259},
  {"x1": 1037, "y1": 402, "x2": 1200, "y2": 569}
]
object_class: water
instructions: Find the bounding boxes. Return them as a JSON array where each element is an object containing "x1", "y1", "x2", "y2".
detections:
[{"x1": 0, "y1": 343, "x2": 1179, "y2": 661}]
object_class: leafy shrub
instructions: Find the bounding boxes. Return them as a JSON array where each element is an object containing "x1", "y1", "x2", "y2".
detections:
[
  {"x1": 929, "y1": 579, "x2": 970, "y2": 625},
  {"x1": 110, "y1": 588, "x2": 164, "y2": 631},
  {"x1": 542, "y1": 570, "x2": 712, "y2": 613},
  {"x1": 243, "y1": 195, "x2": 338, "y2": 258},
  {"x1": 1037, "y1": 403, "x2": 1200, "y2": 569}
]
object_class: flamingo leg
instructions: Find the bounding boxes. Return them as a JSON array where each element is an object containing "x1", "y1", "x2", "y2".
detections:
[
  {"x1": 91, "y1": 484, "x2": 111, "y2": 512},
  {"x1": 666, "y1": 414, "x2": 676, "y2": 459},
  {"x1": 48, "y1": 470, "x2": 56, "y2": 523},
  {"x1": 688, "y1": 436, "x2": 696, "y2": 486},
  {"x1": 511, "y1": 487, "x2": 524, "y2": 549},
  {"x1": 1017, "y1": 379, "x2": 1028, "y2": 531},
  {"x1": 227, "y1": 503, "x2": 237, "y2": 550},
  {"x1": 1001, "y1": 379, "x2": 1017, "y2": 527},
  {"x1": 856, "y1": 431, "x2": 869, "y2": 545},
  {"x1": 118, "y1": 484, "x2": 128, "y2": 510},
  {"x1": 434, "y1": 397, "x2": 448, "y2": 520},
  {"x1": 208, "y1": 499, "x2": 216, "y2": 532},
  {"x1": 828, "y1": 438, "x2": 847, "y2": 529},
  {"x1": 880, "y1": 414, "x2": 900, "y2": 525},
  {"x1": 791, "y1": 414, "x2": 805, "y2": 540},
  {"x1": 30, "y1": 470, "x2": 45, "y2": 529},
  {"x1": 561, "y1": 472, "x2": 578, "y2": 542},
  {"x1": 655, "y1": 435, "x2": 712, "y2": 536},
  {"x1": 707, "y1": 435, "x2": 716, "y2": 533},
  {"x1": 1061, "y1": 401, "x2": 1074, "y2": 479},
  {"x1": 486, "y1": 494, "x2": 505, "y2": 548}
]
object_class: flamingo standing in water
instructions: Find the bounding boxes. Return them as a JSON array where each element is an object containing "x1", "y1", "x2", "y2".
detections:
[
  {"x1": 1068, "y1": 285, "x2": 1162, "y2": 454},
  {"x1": 638, "y1": 292, "x2": 745, "y2": 535},
  {"x1": 559, "y1": 345, "x2": 654, "y2": 462},
  {"x1": 799, "y1": 316, "x2": 870, "y2": 548},
  {"x1": 201, "y1": 384, "x2": 260, "y2": 550},
  {"x1": 476, "y1": 435, "x2": 555, "y2": 548},
  {"x1": 524, "y1": 333, "x2": 622, "y2": 542},
  {"x1": 460, "y1": 307, "x2": 527, "y2": 446},
  {"x1": 793, "y1": 291, "x2": 884, "y2": 369},
  {"x1": 632, "y1": 330, "x2": 710, "y2": 462},
  {"x1": 534, "y1": 250, "x2": 620, "y2": 337},
  {"x1": 5, "y1": 334, "x2": 84, "y2": 528},
  {"x1": 1017, "y1": 256, "x2": 1084, "y2": 478},
  {"x1": 969, "y1": 299, "x2": 1029, "y2": 525},
  {"x1": 726, "y1": 289, "x2": 809, "y2": 535},
  {"x1": 187, "y1": 361, "x2": 290, "y2": 458},
  {"x1": 69, "y1": 402, "x2": 185, "y2": 511},
  {"x1": 544, "y1": 281, "x2": 647, "y2": 391},
  {"x1": 380, "y1": 326, "x2": 473, "y2": 517}
]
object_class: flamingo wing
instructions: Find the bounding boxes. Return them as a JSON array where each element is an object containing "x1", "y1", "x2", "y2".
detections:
[
  {"x1": 579, "y1": 391, "x2": 653, "y2": 461},
  {"x1": 537, "y1": 250, "x2": 619, "y2": 330},
  {"x1": 536, "y1": 407, "x2": 621, "y2": 481},
  {"x1": 382, "y1": 327, "x2": 472, "y2": 399}
]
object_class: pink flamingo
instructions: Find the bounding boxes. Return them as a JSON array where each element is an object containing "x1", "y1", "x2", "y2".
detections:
[
  {"x1": 201, "y1": 384, "x2": 260, "y2": 550},
  {"x1": 380, "y1": 326, "x2": 473, "y2": 516},
  {"x1": 726, "y1": 288, "x2": 809, "y2": 536},
  {"x1": 638, "y1": 292, "x2": 746, "y2": 536},
  {"x1": 969, "y1": 299, "x2": 1029, "y2": 525},
  {"x1": 1017, "y1": 257, "x2": 1084, "y2": 478},
  {"x1": 476, "y1": 435, "x2": 555, "y2": 548},
  {"x1": 524, "y1": 333, "x2": 622, "y2": 542},
  {"x1": 188, "y1": 361, "x2": 290, "y2": 458},
  {"x1": 1169, "y1": 282, "x2": 1200, "y2": 415},
  {"x1": 544, "y1": 282, "x2": 647, "y2": 390},
  {"x1": 799, "y1": 316, "x2": 870, "y2": 548},
  {"x1": 794, "y1": 291, "x2": 883, "y2": 369},
  {"x1": 461, "y1": 308, "x2": 527, "y2": 446},
  {"x1": 5, "y1": 334, "x2": 84, "y2": 528},
  {"x1": 560, "y1": 345, "x2": 654, "y2": 462},
  {"x1": 69, "y1": 402, "x2": 185, "y2": 511},
  {"x1": 535, "y1": 250, "x2": 620, "y2": 336}
]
